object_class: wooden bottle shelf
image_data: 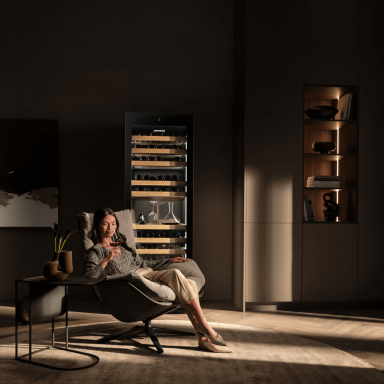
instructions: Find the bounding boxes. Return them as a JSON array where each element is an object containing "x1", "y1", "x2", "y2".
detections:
[
  {"x1": 304, "y1": 120, "x2": 356, "y2": 131},
  {"x1": 132, "y1": 148, "x2": 187, "y2": 155},
  {"x1": 131, "y1": 180, "x2": 187, "y2": 186},
  {"x1": 132, "y1": 135, "x2": 187, "y2": 142},
  {"x1": 304, "y1": 153, "x2": 355, "y2": 161},
  {"x1": 135, "y1": 238, "x2": 186, "y2": 243},
  {"x1": 133, "y1": 224, "x2": 187, "y2": 230},
  {"x1": 132, "y1": 161, "x2": 187, "y2": 168},
  {"x1": 131, "y1": 191, "x2": 187, "y2": 198},
  {"x1": 136, "y1": 249, "x2": 186, "y2": 255}
]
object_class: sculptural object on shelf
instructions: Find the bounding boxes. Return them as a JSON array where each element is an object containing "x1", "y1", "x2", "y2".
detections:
[{"x1": 323, "y1": 193, "x2": 340, "y2": 222}]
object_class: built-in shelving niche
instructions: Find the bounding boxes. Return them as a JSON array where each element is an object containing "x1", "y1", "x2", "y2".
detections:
[{"x1": 304, "y1": 85, "x2": 358, "y2": 223}]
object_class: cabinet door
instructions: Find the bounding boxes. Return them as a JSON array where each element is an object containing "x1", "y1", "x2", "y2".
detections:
[
  {"x1": 358, "y1": 224, "x2": 384, "y2": 300},
  {"x1": 303, "y1": 224, "x2": 357, "y2": 301},
  {"x1": 359, "y1": 0, "x2": 384, "y2": 223},
  {"x1": 245, "y1": 223, "x2": 302, "y2": 302},
  {"x1": 304, "y1": 0, "x2": 359, "y2": 85},
  {"x1": 246, "y1": 0, "x2": 303, "y2": 224}
]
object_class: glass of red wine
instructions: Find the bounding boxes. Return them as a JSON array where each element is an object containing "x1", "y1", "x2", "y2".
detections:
[{"x1": 110, "y1": 231, "x2": 123, "y2": 248}]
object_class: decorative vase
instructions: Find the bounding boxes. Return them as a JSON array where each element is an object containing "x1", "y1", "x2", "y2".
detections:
[
  {"x1": 305, "y1": 106, "x2": 339, "y2": 120},
  {"x1": 43, "y1": 251, "x2": 73, "y2": 281},
  {"x1": 312, "y1": 142, "x2": 336, "y2": 154}
]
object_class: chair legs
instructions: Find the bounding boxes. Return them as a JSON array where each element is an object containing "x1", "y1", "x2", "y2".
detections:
[{"x1": 97, "y1": 319, "x2": 196, "y2": 353}]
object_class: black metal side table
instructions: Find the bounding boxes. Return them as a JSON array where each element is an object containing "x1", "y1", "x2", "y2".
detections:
[{"x1": 15, "y1": 275, "x2": 101, "y2": 370}]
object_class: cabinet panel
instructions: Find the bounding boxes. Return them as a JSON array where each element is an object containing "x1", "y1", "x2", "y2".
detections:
[
  {"x1": 232, "y1": 221, "x2": 245, "y2": 311},
  {"x1": 358, "y1": 224, "x2": 384, "y2": 300},
  {"x1": 245, "y1": 0, "x2": 303, "y2": 224},
  {"x1": 245, "y1": 223, "x2": 302, "y2": 302},
  {"x1": 303, "y1": 224, "x2": 357, "y2": 301},
  {"x1": 304, "y1": 0, "x2": 359, "y2": 85},
  {"x1": 359, "y1": 0, "x2": 384, "y2": 223}
]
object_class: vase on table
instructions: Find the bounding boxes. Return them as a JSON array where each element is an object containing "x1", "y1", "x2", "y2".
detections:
[{"x1": 43, "y1": 251, "x2": 73, "y2": 281}]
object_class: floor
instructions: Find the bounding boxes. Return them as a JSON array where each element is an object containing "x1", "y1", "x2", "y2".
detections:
[{"x1": 2, "y1": 300, "x2": 384, "y2": 374}]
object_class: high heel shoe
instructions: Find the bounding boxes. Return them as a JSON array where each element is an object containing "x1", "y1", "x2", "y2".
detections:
[
  {"x1": 197, "y1": 324, "x2": 227, "y2": 346},
  {"x1": 198, "y1": 340, "x2": 232, "y2": 353}
]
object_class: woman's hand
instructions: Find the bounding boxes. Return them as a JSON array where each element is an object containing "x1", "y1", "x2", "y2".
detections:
[
  {"x1": 101, "y1": 247, "x2": 121, "y2": 268},
  {"x1": 171, "y1": 257, "x2": 189, "y2": 263}
]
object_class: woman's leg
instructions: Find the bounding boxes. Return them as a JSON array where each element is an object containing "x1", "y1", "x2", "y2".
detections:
[{"x1": 152, "y1": 270, "x2": 219, "y2": 342}]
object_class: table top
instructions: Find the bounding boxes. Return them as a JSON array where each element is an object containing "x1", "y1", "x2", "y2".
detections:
[{"x1": 16, "y1": 275, "x2": 101, "y2": 286}]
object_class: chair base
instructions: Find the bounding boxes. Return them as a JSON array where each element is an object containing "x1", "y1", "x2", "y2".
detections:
[{"x1": 96, "y1": 319, "x2": 196, "y2": 353}]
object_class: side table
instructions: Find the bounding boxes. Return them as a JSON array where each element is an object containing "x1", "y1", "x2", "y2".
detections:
[{"x1": 15, "y1": 275, "x2": 101, "y2": 370}]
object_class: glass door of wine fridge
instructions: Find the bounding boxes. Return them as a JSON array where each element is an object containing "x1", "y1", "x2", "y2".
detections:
[{"x1": 125, "y1": 113, "x2": 193, "y2": 261}]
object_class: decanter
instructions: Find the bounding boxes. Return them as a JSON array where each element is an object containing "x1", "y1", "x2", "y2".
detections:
[{"x1": 162, "y1": 202, "x2": 180, "y2": 224}]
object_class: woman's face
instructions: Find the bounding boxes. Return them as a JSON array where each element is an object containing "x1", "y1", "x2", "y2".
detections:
[{"x1": 99, "y1": 215, "x2": 117, "y2": 239}]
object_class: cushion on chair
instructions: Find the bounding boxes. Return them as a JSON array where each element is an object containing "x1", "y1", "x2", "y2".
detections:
[
  {"x1": 77, "y1": 209, "x2": 136, "y2": 263},
  {"x1": 104, "y1": 272, "x2": 177, "y2": 302}
]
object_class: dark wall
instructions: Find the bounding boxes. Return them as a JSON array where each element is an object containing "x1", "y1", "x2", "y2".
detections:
[{"x1": 0, "y1": 0, "x2": 233, "y2": 301}]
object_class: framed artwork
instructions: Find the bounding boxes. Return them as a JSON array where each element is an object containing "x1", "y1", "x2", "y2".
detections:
[{"x1": 0, "y1": 119, "x2": 59, "y2": 227}]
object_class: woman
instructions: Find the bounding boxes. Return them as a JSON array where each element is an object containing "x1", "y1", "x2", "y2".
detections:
[{"x1": 83, "y1": 208, "x2": 231, "y2": 353}]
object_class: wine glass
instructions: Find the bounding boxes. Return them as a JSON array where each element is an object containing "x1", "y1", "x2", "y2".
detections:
[
  {"x1": 110, "y1": 231, "x2": 123, "y2": 247},
  {"x1": 148, "y1": 203, "x2": 157, "y2": 224}
]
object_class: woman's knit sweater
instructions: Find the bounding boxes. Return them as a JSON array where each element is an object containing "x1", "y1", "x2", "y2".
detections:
[{"x1": 82, "y1": 244, "x2": 172, "y2": 280}]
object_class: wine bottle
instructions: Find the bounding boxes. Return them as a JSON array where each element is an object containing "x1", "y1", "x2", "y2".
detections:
[
  {"x1": 177, "y1": 176, "x2": 184, "y2": 181},
  {"x1": 155, "y1": 156, "x2": 162, "y2": 161},
  {"x1": 149, "y1": 176, "x2": 156, "y2": 180},
  {"x1": 158, "y1": 231, "x2": 166, "y2": 238},
  {"x1": 143, "y1": 175, "x2": 150, "y2": 180},
  {"x1": 176, "y1": 187, "x2": 184, "y2": 192},
  {"x1": 148, "y1": 156, "x2": 155, "y2": 161},
  {"x1": 164, "y1": 175, "x2": 171, "y2": 181},
  {"x1": 170, "y1": 175, "x2": 178, "y2": 181},
  {"x1": 143, "y1": 187, "x2": 150, "y2": 191},
  {"x1": 154, "y1": 187, "x2": 162, "y2": 192},
  {"x1": 147, "y1": 231, "x2": 154, "y2": 237},
  {"x1": 140, "y1": 156, "x2": 147, "y2": 161},
  {"x1": 138, "y1": 213, "x2": 145, "y2": 224},
  {"x1": 134, "y1": 174, "x2": 142, "y2": 180},
  {"x1": 157, "y1": 175, "x2": 163, "y2": 180}
]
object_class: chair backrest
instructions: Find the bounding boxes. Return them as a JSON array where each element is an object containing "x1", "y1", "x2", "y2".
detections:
[{"x1": 77, "y1": 209, "x2": 136, "y2": 263}]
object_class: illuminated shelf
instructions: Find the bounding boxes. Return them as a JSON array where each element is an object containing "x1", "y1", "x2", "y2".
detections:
[
  {"x1": 132, "y1": 135, "x2": 187, "y2": 142},
  {"x1": 133, "y1": 224, "x2": 187, "y2": 230},
  {"x1": 132, "y1": 148, "x2": 187, "y2": 155},
  {"x1": 132, "y1": 161, "x2": 187, "y2": 169},
  {"x1": 131, "y1": 180, "x2": 187, "y2": 186},
  {"x1": 136, "y1": 249, "x2": 186, "y2": 255},
  {"x1": 135, "y1": 238, "x2": 186, "y2": 243},
  {"x1": 304, "y1": 153, "x2": 355, "y2": 161},
  {"x1": 304, "y1": 120, "x2": 356, "y2": 131},
  {"x1": 303, "y1": 221, "x2": 357, "y2": 224},
  {"x1": 304, "y1": 187, "x2": 355, "y2": 191}
]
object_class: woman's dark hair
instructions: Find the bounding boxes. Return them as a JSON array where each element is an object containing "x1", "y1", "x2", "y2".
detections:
[{"x1": 92, "y1": 208, "x2": 137, "y2": 257}]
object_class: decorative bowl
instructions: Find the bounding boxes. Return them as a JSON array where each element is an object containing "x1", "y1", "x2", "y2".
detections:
[
  {"x1": 312, "y1": 142, "x2": 336, "y2": 154},
  {"x1": 305, "y1": 106, "x2": 339, "y2": 120}
]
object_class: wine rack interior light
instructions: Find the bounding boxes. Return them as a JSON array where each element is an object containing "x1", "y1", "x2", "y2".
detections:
[{"x1": 125, "y1": 113, "x2": 193, "y2": 260}]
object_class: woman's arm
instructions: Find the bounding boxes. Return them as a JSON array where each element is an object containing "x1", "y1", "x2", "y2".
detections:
[
  {"x1": 83, "y1": 250, "x2": 108, "y2": 280},
  {"x1": 142, "y1": 256, "x2": 173, "y2": 271}
]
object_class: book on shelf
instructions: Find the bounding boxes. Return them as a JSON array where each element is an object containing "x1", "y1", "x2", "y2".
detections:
[
  {"x1": 335, "y1": 93, "x2": 352, "y2": 120},
  {"x1": 303, "y1": 195, "x2": 314, "y2": 221},
  {"x1": 306, "y1": 181, "x2": 340, "y2": 188},
  {"x1": 308, "y1": 175, "x2": 339, "y2": 180},
  {"x1": 308, "y1": 199, "x2": 314, "y2": 221}
]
